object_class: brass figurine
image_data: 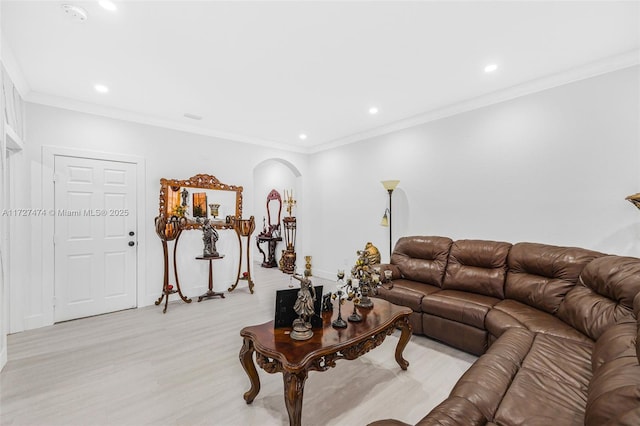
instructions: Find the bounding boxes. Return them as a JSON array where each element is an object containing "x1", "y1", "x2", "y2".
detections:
[
  {"x1": 331, "y1": 270, "x2": 348, "y2": 328},
  {"x1": 202, "y1": 218, "x2": 220, "y2": 257},
  {"x1": 364, "y1": 242, "x2": 381, "y2": 265},
  {"x1": 290, "y1": 270, "x2": 316, "y2": 340}
]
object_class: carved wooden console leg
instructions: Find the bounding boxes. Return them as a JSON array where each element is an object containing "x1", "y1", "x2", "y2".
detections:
[
  {"x1": 283, "y1": 370, "x2": 308, "y2": 426},
  {"x1": 173, "y1": 234, "x2": 192, "y2": 304},
  {"x1": 239, "y1": 338, "x2": 261, "y2": 404},
  {"x1": 229, "y1": 217, "x2": 256, "y2": 294},
  {"x1": 395, "y1": 316, "x2": 412, "y2": 370}
]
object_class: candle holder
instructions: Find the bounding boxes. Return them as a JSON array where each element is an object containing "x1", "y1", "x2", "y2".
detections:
[
  {"x1": 331, "y1": 270, "x2": 347, "y2": 328},
  {"x1": 347, "y1": 300, "x2": 362, "y2": 322}
]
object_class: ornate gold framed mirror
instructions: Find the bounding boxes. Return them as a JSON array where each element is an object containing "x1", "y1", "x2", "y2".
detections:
[{"x1": 158, "y1": 174, "x2": 243, "y2": 230}]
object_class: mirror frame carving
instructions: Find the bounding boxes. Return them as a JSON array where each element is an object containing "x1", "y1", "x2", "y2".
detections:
[{"x1": 159, "y1": 174, "x2": 243, "y2": 230}]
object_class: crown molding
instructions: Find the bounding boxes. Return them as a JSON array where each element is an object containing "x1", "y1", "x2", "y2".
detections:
[
  {"x1": 24, "y1": 91, "x2": 309, "y2": 154},
  {"x1": 21, "y1": 49, "x2": 639, "y2": 156},
  {"x1": 309, "y1": 49, "x2": 640, "y2": 154}
]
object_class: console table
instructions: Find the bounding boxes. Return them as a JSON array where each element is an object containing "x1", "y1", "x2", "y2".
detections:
[
  {"x1": 196, "y1": 255, "x2": 225, "y2": 302},
  {"x1": 239, "y1": 299, "x2": 412, "y2": 426},
  {"x1": 256, "y1": 235, "x2": 282, "y2": 268}
]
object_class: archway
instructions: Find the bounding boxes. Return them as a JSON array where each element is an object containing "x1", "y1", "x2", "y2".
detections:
[{"x1": 252, "y1": 158, "x2": 303, "y2": 274}]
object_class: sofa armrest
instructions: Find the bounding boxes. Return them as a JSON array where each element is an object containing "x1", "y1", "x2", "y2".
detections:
[{"x1": 367, "y1": 420, "x2": 412, "y2": 426}]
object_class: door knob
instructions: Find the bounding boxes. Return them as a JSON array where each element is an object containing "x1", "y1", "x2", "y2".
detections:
[
  {"x1": 129, "y1": 231, "x2": 135, "y2": 236},
  {"x1": 128, "y1": 241, "x2": 135, "y2": 247}
]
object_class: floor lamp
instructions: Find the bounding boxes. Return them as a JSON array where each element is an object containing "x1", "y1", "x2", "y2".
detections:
[{"x1": 381, "y1": 180, "x2": 400, "y2": 261}]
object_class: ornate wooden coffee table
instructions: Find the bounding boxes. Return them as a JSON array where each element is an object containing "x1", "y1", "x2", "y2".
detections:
[{"x1": 239, "y1": 299, "x2": 412, "y2": 426}]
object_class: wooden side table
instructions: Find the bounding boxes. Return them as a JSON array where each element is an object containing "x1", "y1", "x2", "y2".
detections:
[
  {"x1": 256, "y1": 235, "x2": 282, "y2": 268},
  {"x1": 196, "y1": 255, "x2": 225, "y2": 302}
]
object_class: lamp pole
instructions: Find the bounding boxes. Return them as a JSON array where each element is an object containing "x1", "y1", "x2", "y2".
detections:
[
  {"x1": 381, "y1": 180, "x2": 400, "y2": 261},
  {"x1": 387, "y1": 188, "x2": 393, "y2": 259}
]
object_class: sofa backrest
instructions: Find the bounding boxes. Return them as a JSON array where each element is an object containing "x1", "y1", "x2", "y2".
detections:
[
  {"x1": 505, "y1": 242, "x2": 603, "y2": 315},
  {"x1": 442, "y1": 239, "x2": 512, "y2": 299},
  {"x1": 391, "y1": 236, "x2": 452, "y2": 287},
  {"x1": 557, "y1": 255, "x2": 640, "y2": 341}
]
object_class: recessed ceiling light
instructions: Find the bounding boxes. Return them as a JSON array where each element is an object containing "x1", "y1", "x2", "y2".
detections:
[
  {"x1": 183, "y1": 113, "x2": 203, "y2": 120},
  {"x1": 98, "y1": 1, "x2": 117, "y2": 12},
  {"x1": 369, "y1": 107, "x2": 379, "y2": 115},
  {"x1": 61, "y1": 4, "x2": 88, "y2": 22},
  {"x1": 484, "y1": 64, "x2": 498, "y2": 73},
  {"x1": 94, "y1": 84, "x2": 109, "y2": 93},
  {"x1": 299, "y1": 134, "x2": 307, "y2": 140}
]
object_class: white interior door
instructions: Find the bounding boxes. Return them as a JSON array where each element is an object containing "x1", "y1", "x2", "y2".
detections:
[{"x1": 54, "y1": 155, "x2": 137, "y2": 322}]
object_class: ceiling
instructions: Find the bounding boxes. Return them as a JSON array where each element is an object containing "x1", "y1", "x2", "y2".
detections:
[{"x1": 2, "y1": 1, "x2": 639, "y2": 153}]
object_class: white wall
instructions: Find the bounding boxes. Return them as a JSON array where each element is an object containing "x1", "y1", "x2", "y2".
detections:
[
  {"x1": 10, "y1": 65, "x2": 640, "y2": 332},
  {"x1": 309, "y1": 66, "x2": 640, "y2": 279},
  {"x1": 17, "y1": 104, "x2": 307, "y2": 331}
]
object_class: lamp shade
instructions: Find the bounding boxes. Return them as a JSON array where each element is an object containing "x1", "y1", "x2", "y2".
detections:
[
  {"x1": 626, "y1": 193, "x2": 640, "y2": 210},
  {"x1": 380, "y1": 210, "x2": 389, "y2": 227},
  {"x1": 381, "y1": 180, "x2": 400, "y2": 191}
]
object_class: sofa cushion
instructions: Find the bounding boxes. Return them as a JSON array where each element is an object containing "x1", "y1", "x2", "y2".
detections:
[
  {"x1": 493, "y1": 333, "x2": 592, "y2": 426},
  {"x1": 392, "y1": 236, "x2": 453, "y2": 287},
  {"x1": 557, "y1": 255, "x2": 640, "y2": 341},
  {"x1": 422, "y1": 314, "x2": 488, "y2": 356},
  {"x1": 489, "y1": 299, "x2": 592, "y2": 344},
  {"x1": 422, "y1": 290, "x2": 499, "y2": 329},
  {"x1": 484, "y1": 309, "x2": 527, "y2": 341},
  {"x1": 376, "y1": 279, "x2": 439, "y2": 312},
  {"x1": 443, "y1": 239, "x2": 512, "y2": 299},
  {"x1": 505, "y1": 242, "x2": 603, "y2": 314}
]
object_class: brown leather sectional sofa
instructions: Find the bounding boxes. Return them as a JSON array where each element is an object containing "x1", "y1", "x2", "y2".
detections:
[{"x1": 370, "y1": 236, "x2": 640, "y2": 426}]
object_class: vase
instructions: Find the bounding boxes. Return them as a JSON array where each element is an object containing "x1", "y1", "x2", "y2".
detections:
[{"x1": 209, "y1": 203, "x2": 220, "y2": 218}]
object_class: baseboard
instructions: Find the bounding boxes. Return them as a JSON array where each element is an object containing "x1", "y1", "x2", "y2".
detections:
[
  {"x1": 1, "y1": 345, "x2": 6, "y2": 371},
  {"x1": 23, "y1": 314, "x2": 45, "y2": 331}
]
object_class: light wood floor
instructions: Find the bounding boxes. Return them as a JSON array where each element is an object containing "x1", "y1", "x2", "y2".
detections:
[{"x1": 0, "y1": 267, "x2": 476, "y2": 426}]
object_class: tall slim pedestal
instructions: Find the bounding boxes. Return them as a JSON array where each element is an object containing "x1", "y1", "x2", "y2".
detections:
[{"x1": 229, "y1": 216, "x2": 256, "y2": 294}]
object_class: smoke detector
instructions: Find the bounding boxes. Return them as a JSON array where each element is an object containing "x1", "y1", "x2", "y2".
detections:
[{"x1": 61, "y1": 4, "x2": 88, "y2": 22}]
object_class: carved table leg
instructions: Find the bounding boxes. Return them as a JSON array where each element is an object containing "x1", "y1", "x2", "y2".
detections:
[
  {"x1": 257, "y1": 239, "x2": 267, "y2": 266},
  {"x1": 283, "y1": 370, "x2": 308, "y2": 426},
  {"x1": 154, "y1": 292, "x2": 165, "y2": 306},
  {"x1": 239, "y1": 337, "x2": 261, "y2": 403},
  {"x1": 229, "y1": 231, "x2": 243, "y2": 292},
  {"x1": 395, "y1": 316, "x2": 412, "y2": 370},
  {"x1": 173, "y1": 234, "x2": 192, "y2": 304}
]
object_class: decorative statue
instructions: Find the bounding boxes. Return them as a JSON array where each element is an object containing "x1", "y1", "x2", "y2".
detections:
[
  {"x1": 364, "y1": 242, "x2": 381, "y2": 265},
  {"x1": 181, "y1": 188, "x2": 189, "y2": 207},
  {"x1": 290, "y1": 270, "x2": 316, "y2": 340},
  {"x1": 321, "y1": 292, "x2": 333, "y2": 312},
  {"x1": 348, "y1": 243, "x2": 382, "y2": 308},
  {"x1": 202, "y1": 218, "x2": 219, "y2": 257}
]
